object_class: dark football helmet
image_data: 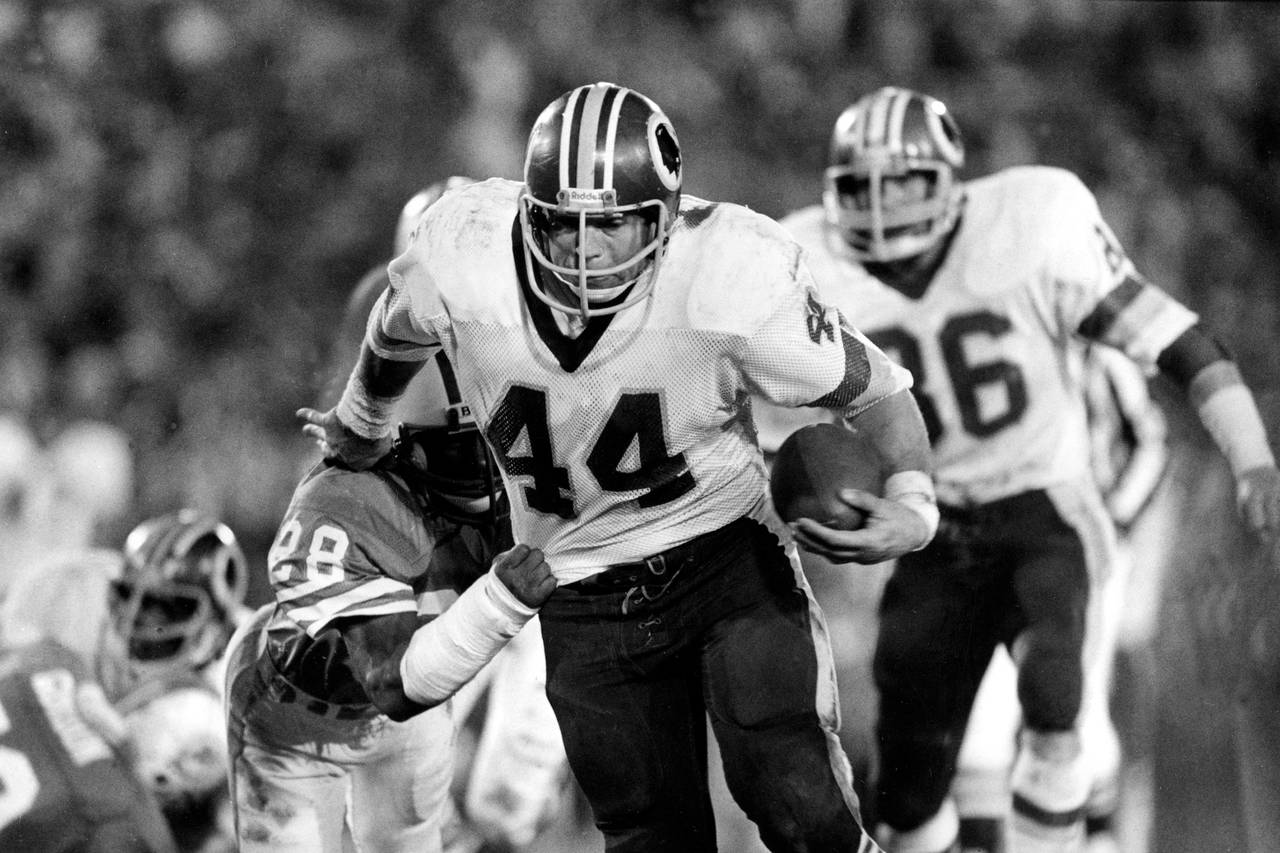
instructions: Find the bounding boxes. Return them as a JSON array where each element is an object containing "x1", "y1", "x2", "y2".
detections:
[
  {"x1": 113, "y1": 510, "x2": 248, "y2": 677},
  {"x1": 519, "y1": 81, "x2": 682, "y2": 319},
  {"x1": 824, "y1": 86, "x2": 965, "y2": 262},
  {"x1": 391, "y1": 351, "x2": 505, "y2": 529}
]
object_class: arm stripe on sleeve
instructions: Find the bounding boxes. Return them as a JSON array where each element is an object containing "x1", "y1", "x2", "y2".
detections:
[
  {"x1": 806, "y1": 328, "x2": 872, "y2": 409},
  {"x1": 1076, "y1": 275, "x2": 1144, "y2": 339}
]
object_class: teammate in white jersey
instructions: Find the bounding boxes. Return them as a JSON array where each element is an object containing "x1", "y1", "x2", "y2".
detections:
[
  {"x1": 302, "y1": 81, "x2": 938, "y2": 851},
  {"x1": 777, "y1": 86, "x2": 1280, "y2": 853},
  {"x1": 950, "y1": 347, "x2": 1171, "y2": 853}
]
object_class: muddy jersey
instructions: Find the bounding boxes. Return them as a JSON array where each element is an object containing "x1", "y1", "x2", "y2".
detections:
[
  {"x1": 781, "y1": 165, "x2": 1197, "y2": 505},
  {"x1": 263, "y1": 461, "x2": 496, "y2": 708},
  {"x1": 371, "y1": 178, "x2": 911, "y2": 581}
]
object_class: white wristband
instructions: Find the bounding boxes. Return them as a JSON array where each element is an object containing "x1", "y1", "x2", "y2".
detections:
[
  {"x1": 884, "y1": 470, "x2": 940, "y2": 549},
  {"x1": 1196, "y1": 383, "x2": 1276, "y2": 479},
  {"x1": 399, "y1": 570, "x2": 538, "y2": 706},
  {"x1": 335, "y1": 367, "x2": 398, "y2": 440}
]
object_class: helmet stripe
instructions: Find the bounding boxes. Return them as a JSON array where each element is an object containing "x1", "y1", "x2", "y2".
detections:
[
  {"x1": 574, "y1": 86, "x2": 602, "y2": 189},
  {"x1": 601, "y1": 87, "x2": 627, "y2": 189},
  {"x1": 864, "y1": 88, "x2": 893, "y2": 150},
  {"x1": 576, "y1": 84, "x2": 613, "y2": 190},
  {"x1": 887, "y1": 88, "x2": 911, "y2": 152},
  {"x1": 558, "y1": 86, "x2": 584, "y2": 191}
]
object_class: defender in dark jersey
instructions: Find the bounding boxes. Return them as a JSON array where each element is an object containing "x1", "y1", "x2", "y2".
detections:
[{"x1": 224, "y1": 350, "x2": 554, "y2": 853}]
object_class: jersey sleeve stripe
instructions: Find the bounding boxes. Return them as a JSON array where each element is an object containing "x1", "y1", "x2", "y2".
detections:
[
  {"x1": 805, "y1": 326, "x2": 872, "y2": 408},
  {"x1": 281, "y1": 578, "x2": 416, "y2": 636},
  {"x1": 292, "y1": 600, "x2": 419, "y2": 637},
  {"x1": 1080, "y1": 281, "x2": 1198, "y2": 367},
  {"x1": 1076, "y1": 275, "x2": 1145, "y2": 339},
  {"x1": 277, "y1": 576, "x2": 412, "y2": 609},
  {"x1": 273, "y1": 572, "x2": 360, "y2": 602}
]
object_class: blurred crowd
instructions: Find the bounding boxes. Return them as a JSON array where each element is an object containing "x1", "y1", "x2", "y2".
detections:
[{"x1": 3, "y1": 0, "x2": 1279, "y2": 580}]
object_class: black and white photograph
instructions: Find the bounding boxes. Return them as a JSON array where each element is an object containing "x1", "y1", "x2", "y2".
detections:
[{"x1": 1, "y1": 2, "x2": 1278, "y2": 852}]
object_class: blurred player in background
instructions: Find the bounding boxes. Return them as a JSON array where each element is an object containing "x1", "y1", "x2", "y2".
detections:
[
  {"x1": 778, "y1": 85, "x2": 1280, "y2": 853},
  {"x1": 318, "y1": 181, "x2": 574, "y2": 853},
  {"x1": 951, "y1": 347, "x2": 1170, "y2": 853},
  {"x1": 305, "y1": 80, "x2": 937, "y2": 852},
  {"x1": 114, "y1": 509, "x2": 253, "y2": 853},
  {"x1": 0, "y1": 549, "x2": 176, "y2": 853},
  {"x1": 0, "y1": 507, "x2": 251, "y2": 853}
]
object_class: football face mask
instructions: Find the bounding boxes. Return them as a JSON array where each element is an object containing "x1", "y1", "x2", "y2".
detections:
[
  {"x1": 519, "y1": 81, "x2": 682, "y2": 320},
  {"x1": 824, "y1": 86, "x2": 964, "y2": 263}
]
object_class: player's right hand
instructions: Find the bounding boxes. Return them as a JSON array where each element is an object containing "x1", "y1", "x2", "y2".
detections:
[
  {"x1": 1238, "y1": 463, "x2": 1280, "y2": 547},
  {"x1": 297, "y1": 406, "x2": 391, "y2": 471},
  {"x1": 790, "y1": 488, "x2": 932, "y2": 564},
  {"x1": 492, "y1": 544, "x2": 557, "y2": 609}
]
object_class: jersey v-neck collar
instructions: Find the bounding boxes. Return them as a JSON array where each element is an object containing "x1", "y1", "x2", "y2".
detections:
[{"x1": 509, "y1": 217, "x2": 627, "y2": 373}]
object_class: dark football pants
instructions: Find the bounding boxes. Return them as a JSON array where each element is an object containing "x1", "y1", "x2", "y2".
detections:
[
  {"x1": 872, "y1": 488, "x2": 1091, "y2": 832},
  {"x1": 540, "y1": 516, "x2": 874, "y2": 853}
]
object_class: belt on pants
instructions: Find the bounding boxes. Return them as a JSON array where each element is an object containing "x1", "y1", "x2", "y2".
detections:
[{"x1": 559, "y1": 516, "x2": 755, "y2": 596}]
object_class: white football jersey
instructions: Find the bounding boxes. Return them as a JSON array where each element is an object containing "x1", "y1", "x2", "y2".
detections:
[
  {"x1": 371, "y1": 178, "x2": 911, "y2": 581},
  {"x1": 781, "y1": 166, "x2": 1197, "y2": 505}
]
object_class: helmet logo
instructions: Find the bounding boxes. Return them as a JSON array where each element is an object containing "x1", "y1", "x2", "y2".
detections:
[
  {"x1": 557, "y1": 187, "x2": 617, "y2": 209},
  {"x1": 648, "y1": 115, "x2": 681, "y2": 192}
]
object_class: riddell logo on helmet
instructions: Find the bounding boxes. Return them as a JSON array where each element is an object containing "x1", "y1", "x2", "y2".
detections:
[{"x1": 558, "y1": 188, "x2": 614, "y2": 206}]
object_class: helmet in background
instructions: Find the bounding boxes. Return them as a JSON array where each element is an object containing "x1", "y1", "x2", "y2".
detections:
[
  {"x1": 824, "y1": 86, "x2": 964, "y2": 262},
  {"x1": 114, "y1": 509, "x2": 248, "y2": 678},
  {"x1": 519, "y1": 81, "x2": 682, "y2": 319},
  {"x1": 394, "y1": 176, "x2": 477, "y2": 257},
  {"x1": 391, "y1": 352, "x2": 505, "y2": 529}
]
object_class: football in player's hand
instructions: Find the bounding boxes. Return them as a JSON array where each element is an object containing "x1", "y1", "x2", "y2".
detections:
[{"x1": 769, "y1": 423, "x2": 885, "y2": 530}]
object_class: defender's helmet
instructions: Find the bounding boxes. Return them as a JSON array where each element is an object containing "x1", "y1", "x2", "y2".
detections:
[
  {"x1": 114, "y1": 510, "x2": 248, "y2": 677},
  {"x1": 394, "y1": 176, "x2": 476, "y2": 257},
  {"x1": 391, "y1": 351, "x2": 505, "y2": 529},
  {"x1": 824, "y1": 86, "x2": 964, "y2": 262},
  {"x1": 519, "y1": 81, "x2": 682, "y2": 319}
]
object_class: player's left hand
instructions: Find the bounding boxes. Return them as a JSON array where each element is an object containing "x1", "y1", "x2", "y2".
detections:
[
  {"x1": 297, "y1": 406, "x2": 392, "y2": 470},
  {"x1": 1237, "y1": 464, "x2": 1280, "y2": 545},
  {"x1": 790, "y1": 488, "x2": 932, "y2": 565}
]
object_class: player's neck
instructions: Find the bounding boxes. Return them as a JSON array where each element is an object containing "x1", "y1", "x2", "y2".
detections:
[{"x1": 864, "y1": 218, "x2": 961, "y2": 300}]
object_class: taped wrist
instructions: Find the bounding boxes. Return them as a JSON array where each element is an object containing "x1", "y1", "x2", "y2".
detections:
[
  {"x1": 1190, "y1": 363, "x2": 1276, "y2": 479},
  {"x1": 335, "y1": 368, "x2": 397, "y2": 440},
  {"x1": 884, "y1": 470, "x2": 940, "y2": 549},
  {"x1": 399, "y1": 570, "x2": 538, "y2": 706}
]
